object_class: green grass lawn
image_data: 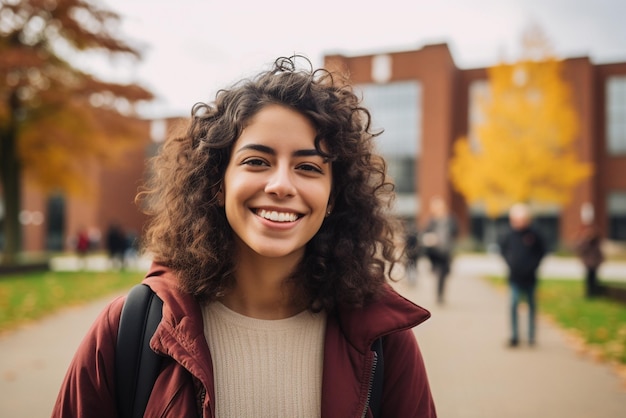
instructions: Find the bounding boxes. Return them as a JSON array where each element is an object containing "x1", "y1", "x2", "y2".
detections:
[
  {"x1": 0, "y1": 270, "x2": 143, "y2": 334},
  {"x1": 488, "y1": 276, "x2": 626, "y2": 366}
]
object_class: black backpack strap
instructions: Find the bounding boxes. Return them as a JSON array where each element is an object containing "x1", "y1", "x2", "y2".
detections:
[
  {"x1": 369, "y1": 337, "x2": 385, "y2": 418},
  {"x1": 115, "y1": 284, "x2": 164, "y2": 418}
]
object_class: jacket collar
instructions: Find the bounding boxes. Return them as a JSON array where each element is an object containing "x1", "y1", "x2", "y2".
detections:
[
  {"x1": 141, "y1": 264, "x2": 213, "y2": 382},
  {"x1": 336, "y1": 284, "x2": 431, "y2": 353},
  {"x1": 142, "y1": 263, "x2": 203, "y2": 334}
]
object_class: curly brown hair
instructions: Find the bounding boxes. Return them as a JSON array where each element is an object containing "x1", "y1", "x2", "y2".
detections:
[{"x1": 137, "y1": 55, "x2": 400, "y2": 311}]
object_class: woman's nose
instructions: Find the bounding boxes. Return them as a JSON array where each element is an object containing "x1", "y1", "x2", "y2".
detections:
[{"x1": 265, "y1": 167, "x2": 296, "y2": 198}]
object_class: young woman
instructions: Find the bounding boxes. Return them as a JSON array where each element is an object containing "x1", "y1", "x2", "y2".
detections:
[{"x1": 52, "y1": 56, "x2": 436, "y2": 417}]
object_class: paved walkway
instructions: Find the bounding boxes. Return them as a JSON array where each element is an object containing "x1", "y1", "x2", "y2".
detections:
[
  {"x1": 0, "y1": 254, "x2": 624, "y2": 417},
  {"x1": 0, "y1": 291, "x2": 127, "y2": 417},
  {"x1": 399, "y1": 256, "x2": 626, "y2": 418}
]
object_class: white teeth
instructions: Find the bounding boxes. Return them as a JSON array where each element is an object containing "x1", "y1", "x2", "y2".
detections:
[{"x1": 258, "y1": 209, "x2": 298, "y2": 222}]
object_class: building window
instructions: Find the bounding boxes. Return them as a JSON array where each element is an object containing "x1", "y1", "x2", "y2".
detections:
[
  {"x1": 371, "y1": 54, "x2": 392, "y2": 83},
  {"x1": 46, "y1": 194, "x2": 65, "y2": 251},
  {"x1": 606, "y1": 76, "x2": 626, "y2": 155},
  {"x1": 468, "y1": 80, "x2": 490, "y2": 152},
  {"x1": 150, "y1": 119, "x2": 167, "y2": 143},
  {"x1": 356, "y1": 81, "x2": 422, "y2": 217},
  {"x1": 356, "y1": 81, "x2": 422, "y2": 156},
  {"x1": 608, "y1": 191, "x2": 626, "y2": 241},
  {"x1": 386, "y1": 156, "x2": 415, "y2": 194}
]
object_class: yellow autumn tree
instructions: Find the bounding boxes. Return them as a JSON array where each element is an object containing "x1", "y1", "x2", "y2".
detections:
[{"x1": 449, "y1": 25, "x2": 591, "y2": 217}]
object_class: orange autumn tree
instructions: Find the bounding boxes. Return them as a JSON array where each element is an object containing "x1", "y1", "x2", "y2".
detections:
[
  {"x1": 449, "y1": 26, "x2": 591, "y2": 218},
  {"x1": 0, "y1": 0, "x2": 153, "y2": 264}
]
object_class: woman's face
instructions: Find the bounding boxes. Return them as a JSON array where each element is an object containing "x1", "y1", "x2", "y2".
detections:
[{"x1": 221, "y1": 104, "x2": 333, "y2": 261}]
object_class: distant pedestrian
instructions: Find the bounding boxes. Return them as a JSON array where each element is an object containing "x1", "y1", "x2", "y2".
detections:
[
  {"x1": 105, "y1": 223, "x2": 128, "y2": 270},
  {"x1": 124, "y1": 229, "x2": 140, "y2": 268},
  {"x1": 75, "y1": 227, "x2": 90, "y2": 270},
  {"x1": 75, "y1": 227, "x2": 90, "y2": 256},
  {"x1": 575, "y1": 224, "x2": 604, "y2": 298},
  {"x1": 421, "y1": 196, "x2": 458, "y2": 304},
  {"x1": 499, "y1": 203, "x2": 547, "y2": 347},
  {"x1": 404, "y1": 224, "x2": 420, "y2": 286}
]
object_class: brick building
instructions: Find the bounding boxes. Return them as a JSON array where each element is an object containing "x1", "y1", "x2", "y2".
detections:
[
  {"x1": 10, "y1": 118, "x2": 163, "y2": 255},
  {"x1": 6, "y1": 42, "x2": 626, "y2": 254},
  {"x1": 324, "y1": 43, "x2": 626, "y2": 250}
]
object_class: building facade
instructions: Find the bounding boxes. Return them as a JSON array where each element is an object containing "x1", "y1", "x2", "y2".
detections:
[{"x1": 324, "y1": 43, "x2": 626, "y2": 250}]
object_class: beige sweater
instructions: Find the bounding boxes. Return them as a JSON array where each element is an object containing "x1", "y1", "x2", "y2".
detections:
[{"x1": 202, "y1": 302, "x2": 326, "y2": 418}]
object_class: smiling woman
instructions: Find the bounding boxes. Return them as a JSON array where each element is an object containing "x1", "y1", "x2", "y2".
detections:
[{"x1": 52, "y1": 55, "x2": 437, "y2": 418}]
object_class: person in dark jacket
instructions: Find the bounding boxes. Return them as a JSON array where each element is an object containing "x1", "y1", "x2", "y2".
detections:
[
  {"x1": 403, "y1": 222, "x2": 421, "y2": 286},
  {"x1": 575, "y1": 224, "x2": 605, "y2": 298},
  {"x1": 499, "y1": 203, "x2": 546, "y2": 347},
  {"x1": 53, "y1": 55, "x2": 436, "y2": 417},
  {"x1": 105, "y1": 223, "x2": 128, "y2": 270}
]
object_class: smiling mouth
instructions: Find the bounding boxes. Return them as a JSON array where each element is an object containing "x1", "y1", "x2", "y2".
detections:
[{"x1": 255, "y1": 209, "x2": 300, "y2": 222}]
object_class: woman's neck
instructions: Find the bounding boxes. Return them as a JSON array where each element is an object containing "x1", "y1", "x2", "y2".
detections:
[{"x1": 220, "y1": 248, "x2": 305, "y2": 320}]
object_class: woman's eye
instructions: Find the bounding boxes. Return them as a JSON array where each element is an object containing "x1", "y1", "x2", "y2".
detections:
[
  {"x1": 298, "y1": 163, "x2": 323, "y2": 174},
  {"x1": 242, "y1": 158, "x2": 267, "y2": 167}
]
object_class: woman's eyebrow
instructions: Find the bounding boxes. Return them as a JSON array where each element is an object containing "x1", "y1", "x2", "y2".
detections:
[
  {"x1": 235, "y1": 144, "x2": 322, "y2": 158},
  {"x1": 293, "y1": 149, "x2": 322, "y2": 157},
  {"x1": 235, "y1": 144, "x2": 274, "y2": 155}
]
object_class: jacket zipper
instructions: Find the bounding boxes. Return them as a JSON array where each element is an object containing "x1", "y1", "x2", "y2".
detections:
[
  {"x1": 199, "y1": 388, "x2": 207, "y2": 417},
  {"x1": 361, "y1": 351, "x2": 378, "y2": 418}
]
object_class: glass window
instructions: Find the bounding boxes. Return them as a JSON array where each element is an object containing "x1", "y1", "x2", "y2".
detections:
[
  {"x1": 356, "y1": 81, "x2": 422, "y2": 156},
  {"x1": 356, "y1": 81, "x2": 421, "y2": 218},
  {"x1": 468, "y1": 80, "x2": 490, "y2": 152},
  {"x1": 608, "y1": 191, "x2": 626, "y2": 241},
  {"x1": 46, "y1": 194, "x2": 65, "y2": 251},
  {"x1": 371, "y1": 54, "x2": 392, "y2": 83},
  {"x1": 150, "y1": 119, "x2": 167, "y2": 143},
  {"x1": 386, "y1": 156, "x2": 415, "y2": 194},
  {"x1": 606, "y1": 76, "x2": 626, "y2": 154}
]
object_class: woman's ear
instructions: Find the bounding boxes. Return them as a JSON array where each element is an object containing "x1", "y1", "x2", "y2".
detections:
[{"x1": 325, "y1": 198, "x2": 334, "y2": 217}]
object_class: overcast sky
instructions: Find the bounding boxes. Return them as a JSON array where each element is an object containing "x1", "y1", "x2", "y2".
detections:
[{"x1": 92, "y1": 0, "x2": 626, "y2": 118}]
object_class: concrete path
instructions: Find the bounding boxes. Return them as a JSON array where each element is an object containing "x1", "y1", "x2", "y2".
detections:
[
  {"x1": 0, "y1": 292, "x2": 127, "y2": 418},
  {"x1": 400, "y1": 257, "x2": 626, "y2": 418},
  {"x1": 0, "y1": 254, "x2": 624, "y2": 417}
]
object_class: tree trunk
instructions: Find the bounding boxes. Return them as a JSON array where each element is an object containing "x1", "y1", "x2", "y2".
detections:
[{"x1": 0, "y1": 90, "x2": 22, "y2": 266}]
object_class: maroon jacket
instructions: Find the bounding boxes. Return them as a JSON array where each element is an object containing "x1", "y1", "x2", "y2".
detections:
[{"x1": 52, "y1": 263, "x2": 436, "y2": 417}]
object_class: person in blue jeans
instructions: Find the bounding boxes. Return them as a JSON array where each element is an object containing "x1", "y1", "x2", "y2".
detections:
[{"x1": 499, "y1": 203, "x2": 547, "y2": 347}]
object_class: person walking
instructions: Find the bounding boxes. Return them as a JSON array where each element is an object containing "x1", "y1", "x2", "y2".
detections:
[
  {"x1": 403, "y1": 222, "x2": 420, "y2": 286},
  {"x1": 499, "y1": 203, "x2": 547, "y2": 347},
  {"x1": 52, "y1": 56, "x2": 436, "y2": 417},
  {"x1": 575, "y1": 223, "x2": 605, "y2": 298},
  {"x1": 105, "y1": 223, "x2": 128, "y2": 270},
  {"x1": 421, "y1": 196, "x2": 458, "y2": 304},
  {"x1": 74, "y1": 227, "x2": 90, "y2": 270}
]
